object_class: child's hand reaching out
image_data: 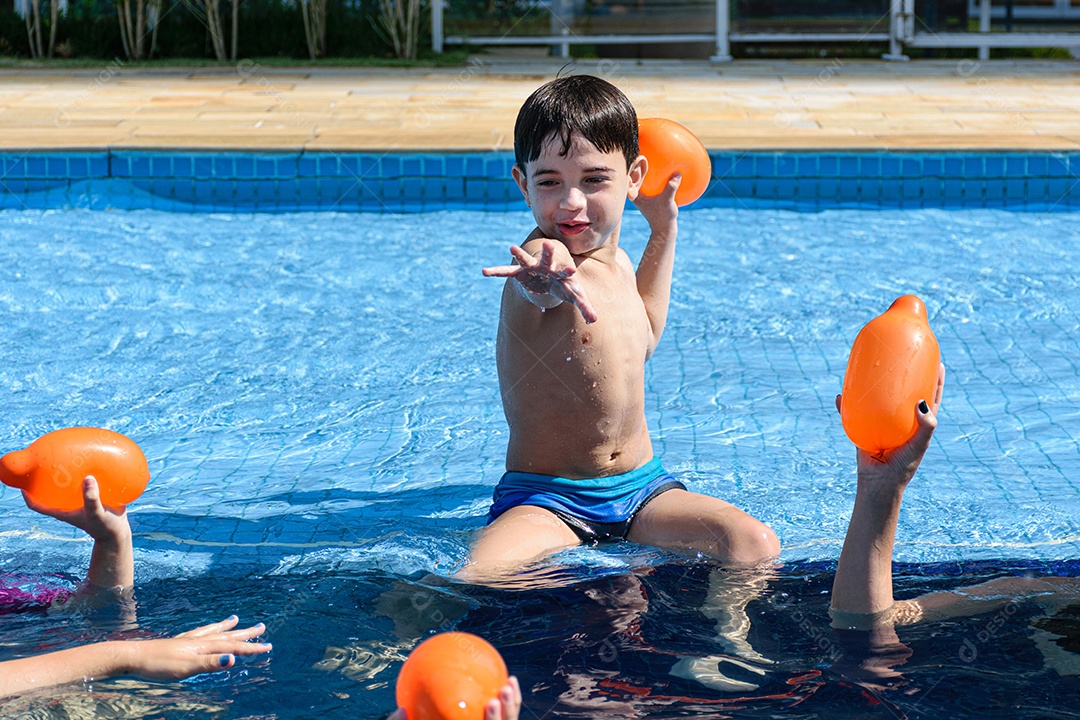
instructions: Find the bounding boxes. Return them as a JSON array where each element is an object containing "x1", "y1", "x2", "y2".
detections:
[{"x1": 483, "y1": 240, "x2": 598, "y2": 323}]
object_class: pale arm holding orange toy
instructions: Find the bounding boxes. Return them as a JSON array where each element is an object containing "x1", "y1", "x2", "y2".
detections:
[{"x1": 23, "y1": 474, "x2": 135, "y2": 594}]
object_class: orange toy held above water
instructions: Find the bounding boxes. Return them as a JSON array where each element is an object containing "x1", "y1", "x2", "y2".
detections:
[
  {"x1": 841, "y1": 296, "x2": 940, "y2": 458},
  {"x1": 396, "y1": 632, "x2": 508, "y2": 720},
  {"x1": 637, "y1": 118, "x2": 711, "y2": 206},
  {"x1": 0, "y1": 427, "x2": 150, "y2": 512}
]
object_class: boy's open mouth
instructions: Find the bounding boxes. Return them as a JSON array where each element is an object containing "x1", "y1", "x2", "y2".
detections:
[{"x1": 557, "y1": 221, "x2": 589, "y2": 236}]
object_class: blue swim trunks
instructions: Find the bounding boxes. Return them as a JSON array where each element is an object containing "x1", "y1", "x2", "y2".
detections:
[{"x1": 487, "y1": 457, "x2": 686, "y2": 542}]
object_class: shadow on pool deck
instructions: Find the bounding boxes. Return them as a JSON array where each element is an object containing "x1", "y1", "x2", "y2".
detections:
[{"x1": 0, "y1": 58, "x2": 1078, "y2": 152}]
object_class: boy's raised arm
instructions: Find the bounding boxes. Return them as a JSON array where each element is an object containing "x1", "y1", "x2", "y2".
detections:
[{"x1": 632, "y1": 175, "x2": 680, "y2": 356}]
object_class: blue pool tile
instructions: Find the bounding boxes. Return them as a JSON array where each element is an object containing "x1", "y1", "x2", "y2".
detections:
[
  {"x1": 357, "y1": 155, "x2": 377, "y2": 177},
  {"x1": 1005, "y1": 178, "x2": 1026, "y2": 200},
  {"x1": 862, "y1": 178, "x2": 883, "y2": 202},
  {"x1": 755, "y1": 155, "x2": 777, "y2": 176},
  {"x1": 44, "y1": 155, "x2": 67, "y2": 175},
  {"x1": 943, "y1": 178, "x2": 964, "y2": 204},
  {"x1": 1027, "y1": 155, "x2": 1049, "y2": 177},
  {"x1": 795, "y1": 178, "x2": 816, "y2": 200},
  {"x1": 963, "y1": 179, "x2": 985, "y2": 205},
  {"x1": 423, "y1": 155, "x2": 445, "y2": 176},
  {"x1": 776, "y1": 155, "x2": 796, "y2": 177},
  {"x1": 733, "y1": 178, "x2": 754, "y2": 198},
  {"x1": 921, "y1": 178, "x2": 943, "y2": 204},
  {"x1": 464, "y1": 179, "x2": 486, "y2": 202},
  {"x1": 818, "y1": 155, "x2": 838, "y2": 177},
  {"x1": 297, "y1": 178, "x2": 318, "y2": 202},
  {"x1": 1006, "y1": 156, "x2": 1027, "y2": 177},
  {"x1": 1048, "y1": 178, "x2": 1070, "y2": 202},
  {"x1": 709, "y1": 178, "x2": 735, "y2": 198},
  {"x1": 382, "y1": 178, "x2": 402, "y2": 200},
  {"x1": 1047, "y1": 155, "x2": 1070, "y2": 178},
  {"x1": 381, "y1": 156, "x2": 401, "y2": 177},
  {"x1": 902, "y1": 158, "x2": 921, "y2": 176},
  {"x1": 445, "y1": 177, "x2": 465, "y2": 199},
  {"x1": 67, "y1": 156, "x2": 90, "y2": 178},
  {"x1": 170, "y1": 155, "x2": 193, "y2": 177},
  {"x1": 902, "y1": 178, "x2": 921, "y2": 200},
  {"x1": 193, "y1": 156, "x2": 213, "y2": 179},
  {"x1": 795, "y1": 154, "x2": 817, "y2": 177},
  {"x1": 860, "y1": 155, "x2": 882, "y2": 177},
  {"x1": 25, "y1": 156, "x2": 46, "y2": 177},
  {"x1": 922, "y1": 157, "x2": 943, "y2": 178},
  {"x1": 776, "y1": 177, "x2": 795, "y2": 200},
  {"x1": 403, "y1": 178, "x2": 423, "y2": 200},
  {"x1": 711, "y1": 155, "x2": 733, "y2": 178},
  {"x1": 964, "y1": 156, "x2": 984, "y2": 177},
  {"x1": 984, "y1": 156, "x2": 1005, "y2": 177},
  {"x1": 484, "y1": 156, "x2": 509, "y2": 178},
  {"x1": 733, "y1": 156, "x2": 755, "y2": 178},
  {"x1": 131, "y1": 155, "x2": 151, "y2": 178},
  {"x1": 1027, "y1": 176, "x2": 1048, "y2": 199},
  {"x1": 298, "y1": 155, "x2": 318, "y2": 177},
  {"x1": 151, "y1": 156, "x2": 172, "y2": 177},
  {"x1": 256, "y1": 158, "x2": 277, "y2": 178},
  {"x1": 464, "y1": 156, "x2": 484, "y2": 177},
  {"x1": 213, "y1": 156, "x2": 235, "y2": 178},
  {"x1": 444, "y1": 156, "x2": 464, "y2": 177},
  {"x1": 235, "y1": 180, "x2": 257, "y2": 205},
  {"x1": 151, "y1": 179, "x2": 173, "y2": 199},
  {"x1": 839, "y1": 156, "x2": 859, "y2": 178},
  {"x1": 838, "y1": 179, "x2": 859, "y2": 201},
  {"x1": 817, "y1": 178, "x2": 838, "y2": 198},
  {"x1": 402, "y1": 157, "x2": 422, "y2": 176},
  {"x1": 755, "y1": 178, "x2": 777, "y2": 200},
  {"x1": 943, "y1": 157, "x2": 963, "y2": 177},
  {"x1": 984, "y1": 179, "x2": 1005, "y2": 202},
  {"x1": 423, "y1": 178, "x2": 444, "y2": 200},
  {"x1": 256, "y1": 180, "x2": 277, "y2": 200},
  {"x1": 235, "y1": 156, "x2": 255, "y2": 179},
  {"x1": 3, "y1": 156, "x2": 27, "y2": 178}
]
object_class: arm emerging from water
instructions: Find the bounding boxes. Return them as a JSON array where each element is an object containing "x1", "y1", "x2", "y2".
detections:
[{"x1": 0, "y1": 616, "x2": 271, "y2": 697}]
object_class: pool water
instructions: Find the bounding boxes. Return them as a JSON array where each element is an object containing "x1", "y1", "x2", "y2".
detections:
[{"x1": 1, "y1": 207, "x2": 1079, "y2": 718}]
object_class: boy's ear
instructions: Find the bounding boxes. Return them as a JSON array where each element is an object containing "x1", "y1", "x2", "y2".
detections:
[
  {"x1": 511, "y1": 164, "x2": 530, "y2": 206},
  {"x1": 626, "y1": 155, "x2": 647, "y2": 201}
]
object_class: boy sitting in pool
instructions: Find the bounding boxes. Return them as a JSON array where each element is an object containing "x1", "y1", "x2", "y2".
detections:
[{"x1": 467, "y1": 75, "x2": 779, "y2": 578}]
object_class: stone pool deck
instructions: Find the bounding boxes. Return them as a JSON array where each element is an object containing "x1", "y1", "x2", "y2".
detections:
[{"x1": 0, "y1": 57, "x2": 1078, "y2": 152}]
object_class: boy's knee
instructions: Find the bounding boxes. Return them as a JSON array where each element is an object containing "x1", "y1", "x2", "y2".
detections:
[{"x1": 720, "y1": 516, "x2": 780, "y2": 564}]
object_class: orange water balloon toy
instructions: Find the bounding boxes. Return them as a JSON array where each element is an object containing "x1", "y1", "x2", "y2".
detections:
[
  {"x1": 841, "y1": 295, "x2": 940, "y2": 458},
  {"x1": 0, "y1": 427, "x2": 150, "y2": 512},
  {"x1": 396, "y1": 632, "x2": 509, "y2": 720},
  {"x1": 637, "y1": 117, "x2": 712, "y2": 206}
]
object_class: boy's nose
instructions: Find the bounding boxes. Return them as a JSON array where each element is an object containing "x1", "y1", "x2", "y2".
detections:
[{"x1": 560, "y1": 186, "x2": 586, "y2": 210}]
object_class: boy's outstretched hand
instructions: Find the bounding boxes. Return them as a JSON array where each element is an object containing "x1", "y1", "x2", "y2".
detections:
[
  {"x1": 482, "y1": 240, "x2": 598, "y2": 323},
  {"x1": 632, "y1": 171, "x2": 680, "y2": 234}
]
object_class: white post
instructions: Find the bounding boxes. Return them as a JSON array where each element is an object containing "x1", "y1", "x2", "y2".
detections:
[
  {"x1": 883, "y1": 0, "x2": 910, "y2": 60},
  {"x1": 550, "y1": 0, "x2": 570, "y2": 58},
  {"x1": 979, "y1": 0, "x2": 991, "y2": 60},
  {"x1": 711, "y1": 0, "x2": 732, "y2": 62},
  {"x1": 432, "y1": 0, "x2": 443, "y2": 53}
]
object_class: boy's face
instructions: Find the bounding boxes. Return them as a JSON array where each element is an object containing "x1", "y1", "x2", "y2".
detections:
[{"x1": 513, "y1": 132, "x2": 645, "y2": 256}]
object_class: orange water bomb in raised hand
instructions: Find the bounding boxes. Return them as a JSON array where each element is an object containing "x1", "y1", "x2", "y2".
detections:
[
  {"x1": 637, "y1": 117, "x2": 711, "y2": 206},
  {"x1": 0, "y1": 427, "x2": 150, "y2": 512},
  {"x1": 841, "y1": 295, "x2": 940, "y2": 458},
  {"x1": 396, "y1": 632, "x2": 508, "y2": 720}
]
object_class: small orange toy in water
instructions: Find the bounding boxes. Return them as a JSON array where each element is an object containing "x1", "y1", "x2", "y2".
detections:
[
  {"x1": 0, "y1": 427, "x2": 150, "y2": 512},
  {"x1": 396, "y1": 632, "x2": 508, "y2": 720},
  {"x1": 637, "y1": 117, "x2": 711, "y2": 206},
  {"x1": 841, "y1": 295, "x2": 941, "y2": 458}
]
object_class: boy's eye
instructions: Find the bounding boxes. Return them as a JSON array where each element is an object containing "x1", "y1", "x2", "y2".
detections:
[
  {"x1": 536, "y1": 180, "x2": 559, "y2": 187},
  {"x1": 586, "y1": 176, "x2": 611, "y2": 184}
]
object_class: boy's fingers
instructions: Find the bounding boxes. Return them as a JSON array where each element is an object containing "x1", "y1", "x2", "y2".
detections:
[
  {"x1": 509, "y1": 675, "x2": 521, "y2": 704},
  {"x1": 482, "y1": 265, "x2": 521, "y2": 277},
  {"x1": 221, "y1": 622, "x2": 267, "y2": 643}
]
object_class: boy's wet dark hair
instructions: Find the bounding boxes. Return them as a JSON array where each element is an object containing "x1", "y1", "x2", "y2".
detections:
[{"x1": 514, "y1": 75, "x2": 638, "y2": 171}]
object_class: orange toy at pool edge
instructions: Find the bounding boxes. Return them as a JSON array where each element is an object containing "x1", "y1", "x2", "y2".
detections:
[
  {"x1": 637, "y1": 118, "x2": 711, "y2": 206},
  {"x1": 841, "y1": 295, "x2": 940, "y2": 458},
  {"x1": 0, "y1": 427, "x2": 150, "y2": 512},
  {"x1": 396, "y1": 632, "x2": 508, "y2": 720}
]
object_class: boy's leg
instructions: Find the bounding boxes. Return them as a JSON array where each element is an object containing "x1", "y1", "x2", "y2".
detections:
[
  {"x1": 456, "y1": 505, "x2": 580, "y2": 582},
  {"x1": 626, "y1": 489, "x2": 779, "y2": 564}
]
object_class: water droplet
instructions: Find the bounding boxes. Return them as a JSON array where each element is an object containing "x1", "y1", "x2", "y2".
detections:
[{"x1": 565, "y1": 356, "x2": 571, "y2": 361}]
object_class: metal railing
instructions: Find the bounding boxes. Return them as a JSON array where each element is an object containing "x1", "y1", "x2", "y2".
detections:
[{"x1": 433, "y1": 0, "x2": 1080, "y2": 61}]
